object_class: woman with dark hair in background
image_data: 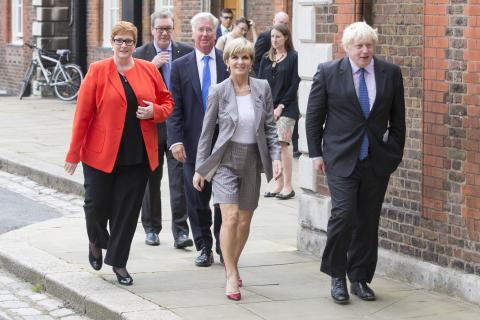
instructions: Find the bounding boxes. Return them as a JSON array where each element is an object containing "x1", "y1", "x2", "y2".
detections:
[{"x1": 258, "y1": 24, "x2": 300, "y2": 200}]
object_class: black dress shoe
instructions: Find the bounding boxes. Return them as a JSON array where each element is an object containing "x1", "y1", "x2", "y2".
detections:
[
  {"x1": 145, "y1": 232, "x2": 160, "y2": 246},
  {"x1": 174, "y1": 234, "x2": 193, "y2": 249},
  {"x1": 350, "y1": 281, "x2": 376, "y2": 301},
  {"x1": 88, "y1": 243, "x2": 102, "y2": 271},
  {"x1": 276, "y1": 190, "x2": 295, "y2": 200},
  {"x1": 293, "y1": 150, "x2": 301, "y2": 158},
  {"x1": 113, "y1": 267, "x2": 133, "y2": 286},
  {"x1": 195, "y1": 248, "x2": 214, "y2": 267},
  {"x1": 331, "y1": 277, "x2": 350, "y2": 304}
]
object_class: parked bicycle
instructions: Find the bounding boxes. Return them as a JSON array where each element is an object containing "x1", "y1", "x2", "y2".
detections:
[{"x1": 19, "y1": 43, "x2": 83, "y2": 101}]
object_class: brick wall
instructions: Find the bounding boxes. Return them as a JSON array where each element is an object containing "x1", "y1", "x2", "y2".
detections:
[
  {"x1": 0, "y1": 1, "x2": 35, "y2": 94},
  {"x1": 311, "y1": 0, "x2": 480, "y2": 276}
]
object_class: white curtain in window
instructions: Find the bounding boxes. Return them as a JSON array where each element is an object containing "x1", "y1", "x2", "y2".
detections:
[
  {"x1": 11, "y1": 0, "x2": 23, "y2": 44},
  {"x1": 155, "y1": 0, "x2": 174, "y2": 13},
  {"x1": 103, "y1": 0, "x2": 119, "y2": 47}
]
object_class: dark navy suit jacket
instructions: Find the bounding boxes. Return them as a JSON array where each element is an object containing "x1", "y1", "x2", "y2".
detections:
[{"x1": 167, "y1": 48, "x2": 229, "y2": 164}]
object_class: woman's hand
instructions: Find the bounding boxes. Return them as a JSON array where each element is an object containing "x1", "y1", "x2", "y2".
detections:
[
  {"x1": 193, "y1": 172, "x2": 205, "y2": 192},
  {"x1": 274, "y1": 104, "x2": 284, "y2": 121},
  {"x1": 64, "y1": 162, "x2": 78, "y2": 175},
  {"x1": 137, "y1": 100, "x2": 154, "y2": 119},
  {"x1": 273, "y1": 159, "x2": 282, "y2": 181}
]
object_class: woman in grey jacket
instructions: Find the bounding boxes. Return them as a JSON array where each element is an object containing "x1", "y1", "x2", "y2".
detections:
[{"x1": 193, "y1": 38, "x2": 282, "y2": 301}]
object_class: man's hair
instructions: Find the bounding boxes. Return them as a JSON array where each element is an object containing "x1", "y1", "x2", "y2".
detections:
[
  {"x1": 221, "y1": 8, "x2": 234, "y2": 16},
  {"x1": 151, "y1": 10, "x2": 174, "y2": 27},
  {"x1": 191, "y1": 12, "x2": 219, "y2": 32},
  {"x1": 342, "y1": 21, "x2": 378, "y2": 49}
]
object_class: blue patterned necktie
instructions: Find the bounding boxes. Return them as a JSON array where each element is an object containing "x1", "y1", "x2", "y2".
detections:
[
  {"x1": 201, "y1": 55, "x2": 211, "y2": 112},
  {"x1": 160, "y1": 49, "x2": 171, "y2": 89},
  {"x1": 358, "y1": 68, "x2": 370, "y2": 160}
]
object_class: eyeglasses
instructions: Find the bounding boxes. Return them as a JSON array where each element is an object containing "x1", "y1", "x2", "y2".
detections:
[
  {"x1": 113, "y1": 38, "x2": 135, "y2": 46},
  {"x1": 197, "y1": 27, "x2": 214, "y2": 34},
  {"x1": 222, "y1": 16, "x2": 233, "y2": 20},
  {"x1": 154, "y1": 27, "x2": 174, "y2": 33}
]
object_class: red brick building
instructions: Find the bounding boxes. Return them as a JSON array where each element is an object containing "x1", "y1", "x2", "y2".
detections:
[{"x1": 0, "y1": 0, "x2": 479, "y2": 303}]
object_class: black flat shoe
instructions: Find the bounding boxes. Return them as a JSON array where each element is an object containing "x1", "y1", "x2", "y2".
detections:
[
  {"x1": 350, "y1": 281, "x2": 376, "y2": 301},
  {"x1": 276, "y1": 190, "x2": 295, "y2": 200},
  {"x1": 112, "y1": 267, "x2": 133, "y2": 286},
  {"x1": 264, "y1": 191, "x2": 279, "y2": 198},
  {"x1": 88, "y1": 243, "x2": 102, "y2": 271}
]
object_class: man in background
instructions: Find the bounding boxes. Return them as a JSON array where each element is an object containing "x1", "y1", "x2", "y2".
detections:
[{"x1": 134, "y1": 11, "x2": 194, "y2": 249}]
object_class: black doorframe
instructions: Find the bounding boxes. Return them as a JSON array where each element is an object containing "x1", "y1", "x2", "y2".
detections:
[{"x1": 122, "y1": 0, "x2": 143, "y2": 45}]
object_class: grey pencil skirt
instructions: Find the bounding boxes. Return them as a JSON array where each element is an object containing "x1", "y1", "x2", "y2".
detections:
[{"x1": 212, "y1": 141, "x2": 262, "y2": 212}]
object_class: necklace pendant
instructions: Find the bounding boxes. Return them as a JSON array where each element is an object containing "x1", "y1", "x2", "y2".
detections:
[{"x1": 272, "y1": 62, "x2": 277, "y2": 68}]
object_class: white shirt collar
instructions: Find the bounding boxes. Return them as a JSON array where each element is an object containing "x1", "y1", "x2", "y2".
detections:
[
  {"x1": 195, "y1": 47, "x2": 216, "y2": 64},
  {"x1": 349, "y1": 57, "x2": 374, "y2": 74},
  {"x1": 154, "y1": 41, "x2": 172, "y2": 54}
]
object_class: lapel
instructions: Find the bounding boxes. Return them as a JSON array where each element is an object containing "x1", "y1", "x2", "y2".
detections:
[
  {"x1": 224, "y1": 79, "x2": 238, "y2": 124},
  {"x1": 147, "y1": 43, "x2": 158, "y2": 61},
  {"x1": 249, "y1": 78, "x2": 263, "y2": 132},
  {"x1": 370, "y1": 57, "x2": 385, "y2": 114},
  {"x1": 187, "y1": 51, "x2": 202, "y2": 102},
  {"x1": 339, "y1": 57, "x2": 365, "y2": 118},
  {"x1": 108, "y1": 58, "x2": 126, "y2": 103},
  {"x1": 171, "y1": 42, "x2": 181, "y2": 60}
]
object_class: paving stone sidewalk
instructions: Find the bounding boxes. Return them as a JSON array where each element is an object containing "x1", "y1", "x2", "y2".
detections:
[{"x1": 0, "y1": 266, "x2": 90, "y2": 320}]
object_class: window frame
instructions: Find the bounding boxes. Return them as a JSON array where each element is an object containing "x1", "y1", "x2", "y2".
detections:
[
  {"x1": 11, "y1": 0, "x2": 23, "y2": 45},
  {"x1": 102, "y1": 0, "x2": 119, "y2": 47},
  {"x1": 155, "y1": 0, "x2": 174, "y2": 13}
]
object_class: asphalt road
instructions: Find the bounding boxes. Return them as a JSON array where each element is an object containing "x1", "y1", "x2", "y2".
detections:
[{"x1": 0, "y1": 186, "x2": 61, "y2": 234}]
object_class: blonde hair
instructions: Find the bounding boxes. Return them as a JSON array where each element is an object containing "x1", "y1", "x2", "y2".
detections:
[
  {"x1": 342, "y1": 21, "x2": 378, "y2": 49},
  {"x1": 223, "y1": 38, "x2": 254, "y2": 62},
  {"x1": 111, "y1": 21, "x2": 138, "y2": 44}
]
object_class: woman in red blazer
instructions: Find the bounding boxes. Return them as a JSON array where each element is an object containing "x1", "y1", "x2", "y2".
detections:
[{"x1": 65, "y1": 21, "x2": 173, "y2": 285}]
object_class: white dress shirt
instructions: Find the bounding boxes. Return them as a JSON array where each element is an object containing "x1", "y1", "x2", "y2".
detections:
[{"x1": 195, "y1": 48, "x2": 217, "y2": 88}]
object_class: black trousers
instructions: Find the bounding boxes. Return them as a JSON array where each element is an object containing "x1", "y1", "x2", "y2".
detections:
[
  {"x1": 320, "y1": 157, "x2": 390, "y2": 283},
  {"x1": 141, "y1": 140, "x2": 189, "y2": 238},
  {"x1": 183, "y1": 162, "x2": 221, "y2": 252},
  {"x1": 83, "y1": 162, "x2": 149, "y2": 267}
]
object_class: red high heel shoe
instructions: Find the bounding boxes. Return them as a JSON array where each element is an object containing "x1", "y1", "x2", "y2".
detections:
[{"x1": 226, "y1": 292, "x2": 241, "y2": 301}]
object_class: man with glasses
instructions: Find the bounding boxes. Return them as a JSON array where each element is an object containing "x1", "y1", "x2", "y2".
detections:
[
  {"x1": 216, "y1": 8, "x2": 234, "y2": 41},
  {"x1": 134, "y1": 11, "x2": 194, "y2": 249}
]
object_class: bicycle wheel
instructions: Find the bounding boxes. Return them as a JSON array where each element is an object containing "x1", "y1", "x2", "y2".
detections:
[
  {"x1": 53, "y1": 63, "x2": 83, "y2": 101},
  {"x1": 18, "y1": 63, "x2": 36, "y2": 99}
]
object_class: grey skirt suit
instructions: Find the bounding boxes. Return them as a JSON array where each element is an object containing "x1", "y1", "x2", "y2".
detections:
[{"x1": 195, "y1": 78, "x2": 281, "y2": 211}]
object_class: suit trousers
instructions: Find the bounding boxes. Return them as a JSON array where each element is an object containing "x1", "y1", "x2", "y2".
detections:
[
  {"x1": 183, "y1": 162, "x2": 221, "y2": 252},
  {"x1": 83, "y1": 162, "x2": 149, "y2": 268},
  {"x1": 320, "y1": 157, "x2": 390, "y2": 283},
  {"x1": 141, "y1": 138, "x2": 189, "y2": 238}
]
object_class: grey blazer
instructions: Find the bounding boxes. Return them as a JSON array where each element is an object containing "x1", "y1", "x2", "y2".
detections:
[{"x1": 195, "y1": 77, "x2": 281, "y2": 182}]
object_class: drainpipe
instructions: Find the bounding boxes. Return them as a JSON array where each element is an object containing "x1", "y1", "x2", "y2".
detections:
[{"x1": 71, "y1": 0, "x2": 87, "y2": 73}]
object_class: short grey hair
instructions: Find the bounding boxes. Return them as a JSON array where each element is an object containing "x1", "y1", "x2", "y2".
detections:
[
  {"x1": 191, "y1": 12, "x2": 219, "y2": 32},
  {"x1": 151, "y1": 10, "x2": 174, "y2": 27},
  {"x1": 342, "y1": 21, "x2": 378, "y2": 49}
]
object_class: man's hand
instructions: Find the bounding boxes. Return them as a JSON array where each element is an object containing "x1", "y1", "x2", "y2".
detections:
[
  {"x1": 192, "y1": 172, "x2": 205, "y2": 192},
  {"x1": 172, "y1": 144, "x2": 187, "y2": 163},
  {"x1": 151, "y1": 51, "x2": 170, "y2": 68},
  {"x1": 313, "y1": 158, "x2": 326, "y2": 175}
]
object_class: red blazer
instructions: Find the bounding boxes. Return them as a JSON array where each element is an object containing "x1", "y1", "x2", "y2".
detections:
[{"x1": 66, "y1": 57, "x2": 174, "y2": 173}]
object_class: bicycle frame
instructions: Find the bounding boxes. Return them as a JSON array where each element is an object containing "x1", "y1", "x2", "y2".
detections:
[{"x1": 33, "y1": 48, "x2": 72, "y2": 87}]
